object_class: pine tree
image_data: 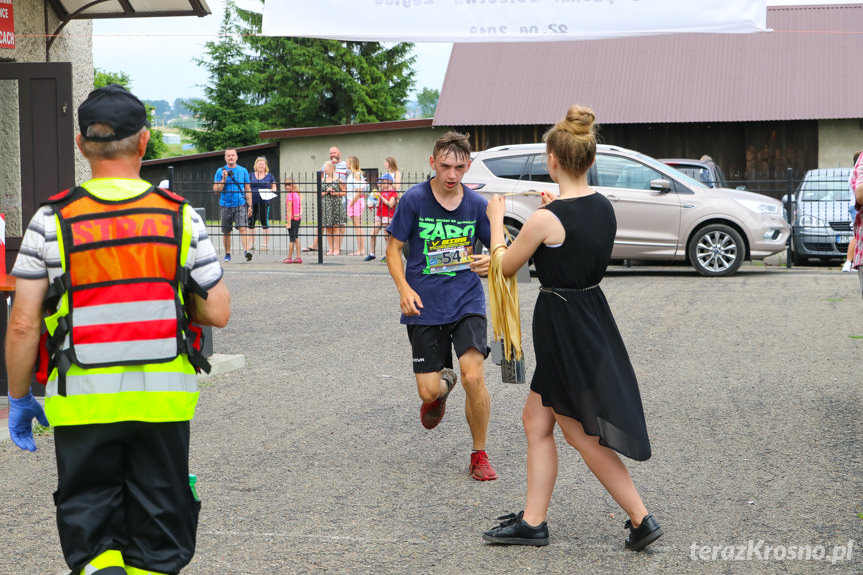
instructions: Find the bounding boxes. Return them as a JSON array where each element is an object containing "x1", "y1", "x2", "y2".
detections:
[
  {"x1": 234, "y1": 2, "x2": 416, "y2": 128},
  {"x1": 181, "y1": 0, "x2": 264, "y2": 151}
]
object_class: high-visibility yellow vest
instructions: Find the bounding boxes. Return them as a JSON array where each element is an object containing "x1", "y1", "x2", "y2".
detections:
[{"x1": 40, "y1": 181, "x2": 207, "y2": 426}]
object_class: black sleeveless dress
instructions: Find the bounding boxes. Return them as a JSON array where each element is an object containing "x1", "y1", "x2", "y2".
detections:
[{"x1": 530, "y1": 193, "x2": 651, "y2": 461}]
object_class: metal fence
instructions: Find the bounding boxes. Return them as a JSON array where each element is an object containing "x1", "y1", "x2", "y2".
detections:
[
  {"x1": 173, "y1": 167, "x2": 856, "y2": 267},
  {"x1": 730, "y1": 168, "x2": 854, "y2": 267},
  {"x1": 174, "y1": 171, "x2": 432, "y2": 262}
]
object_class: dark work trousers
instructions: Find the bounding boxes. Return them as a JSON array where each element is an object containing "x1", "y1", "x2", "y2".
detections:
[{"x1": 54, "y1": 421, "x2": 200, "y2": 575}]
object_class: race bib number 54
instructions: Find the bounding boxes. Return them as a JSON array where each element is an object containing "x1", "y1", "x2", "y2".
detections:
[{"x1": 426, "y1": 236, "x2": 473, "y2": 274}]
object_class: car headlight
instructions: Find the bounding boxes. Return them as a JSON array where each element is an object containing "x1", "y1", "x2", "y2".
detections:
[
  {"x1": 798, "y1": 214, "x2": 827, "y2": 227},
  {"x1": 734, "y1": 198, "x2": 781, "y2": 215}
]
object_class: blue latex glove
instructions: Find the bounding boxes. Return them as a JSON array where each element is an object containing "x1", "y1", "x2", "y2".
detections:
[{"x1": 8, "y1": 393, "x2": 49, "y2": 452}]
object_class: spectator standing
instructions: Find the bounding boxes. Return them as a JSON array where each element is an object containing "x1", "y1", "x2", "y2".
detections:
[
  {"x1": 5, "y1": 84, "x2": 231, "y2": 574},
  {"x1": 384, "y1": 131, "x2": 498, "y2": 482},
  {"x1": 249, "y1": 156, "x2": 277, "y2": 251},
  {"x1": 481, "y1": 105, "x2": 661, "y2": 550},
  {"x1": 385, "y1": 156, "x2": 402, "y2": 191},
  {"x1": 851, "y1": 152, "x2": 863, "y2": 280},
  {"x1": 213, "y1": 148, "x2": 253, "y2": 262},
  {"x1": 283, "y1": 177, "x2": 303, "y2": 264},
  {"x1": 364, "y1": 173, "x2": 398, "y2": 262},
  {"x1": 842, "y1": 150, "x2": 863, "y2": 272},
  {"x1": 305, "y1": 146, "x2": 349, "y2": 253},
  {"x1": 346, "y1": 155, "x2": 368, "y2": 256},
  {"x1": 321, "y1": 162, "x2": 347, "y2": 255}
]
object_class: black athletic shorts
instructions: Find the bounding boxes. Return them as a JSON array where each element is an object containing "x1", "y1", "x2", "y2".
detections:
[
  {"x1": 406, "y1": 314, "x2": 489, "y2": 374},
  {"x1": 54, "y1": 421, "x2": 200, "y2": 574}
]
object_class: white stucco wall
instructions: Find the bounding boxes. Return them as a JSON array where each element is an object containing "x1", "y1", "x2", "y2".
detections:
[
  {"x1": 0, "y1": 81, "x2": 21, "y2": 231},
  {"x1": 818, "y1": 119, "x2": 863, "y2": 169},
  {"x1": 277, "y1": 127, "x2": 450, "y2": 185},
  {"x1": 0, "y1": 0, "x2": 93, "y2": 234}
]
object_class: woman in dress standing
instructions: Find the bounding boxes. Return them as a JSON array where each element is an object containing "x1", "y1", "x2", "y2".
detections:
[
  {"x1": 320, "y1": 161, "x2": 347, "y2": 255},
  {"x1": 482, "y1": 105, "x2": 662, "y2": 550}
]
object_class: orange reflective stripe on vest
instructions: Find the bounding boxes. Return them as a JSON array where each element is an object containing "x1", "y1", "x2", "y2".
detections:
[{"x1": 53, "y1": 186, "x2": 185, "y2": 368}]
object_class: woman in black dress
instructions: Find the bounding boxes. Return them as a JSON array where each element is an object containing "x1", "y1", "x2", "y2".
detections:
[{"x1": 482, "y1": 105, "x2": 662, "y2": 550}]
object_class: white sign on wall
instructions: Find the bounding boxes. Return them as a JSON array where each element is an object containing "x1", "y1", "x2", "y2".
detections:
[{"x1": 262, "y1": 0, "x2": 767, "y2": 42}]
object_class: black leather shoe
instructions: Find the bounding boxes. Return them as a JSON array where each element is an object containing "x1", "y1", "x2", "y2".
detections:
[
  {"x1": 483, "y1": 511, "x2": 549, "y2": 546},
  {"x1": 624, "y1": 513, "x2": 663, "y2": 551}
]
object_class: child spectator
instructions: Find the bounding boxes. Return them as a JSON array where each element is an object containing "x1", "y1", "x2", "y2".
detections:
[
  {"x1": 364, "y1": 173, "x2": 398, "y2": 262},
  {"x1": 346, "y1": 155, "x2": 368, "y2": 256},
  {"x1": 282, "y1": 177, "x2": 303, "y2": 264}
]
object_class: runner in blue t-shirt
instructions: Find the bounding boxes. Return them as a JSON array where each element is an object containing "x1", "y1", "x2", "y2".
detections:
[
  {"x1": 385, "y1": 131, "x2": 498, "y2": 481},
  {"x1": 213, "y1": 148, "x2": 253, "y2": 262}
]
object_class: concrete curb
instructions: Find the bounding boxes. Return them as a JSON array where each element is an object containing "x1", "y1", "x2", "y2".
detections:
[{"x1": 199, "y1": 353, "x2": 246, "y2": 378}]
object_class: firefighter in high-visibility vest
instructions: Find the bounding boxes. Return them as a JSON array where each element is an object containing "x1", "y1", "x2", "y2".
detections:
[{"x1": 6, "y1": 84, "x2": 231, "y2": 575}]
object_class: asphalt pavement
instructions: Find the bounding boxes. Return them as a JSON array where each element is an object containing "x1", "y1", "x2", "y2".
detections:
[{"x1": 1, "y1": 255, "x2": 861, "y2": 574}]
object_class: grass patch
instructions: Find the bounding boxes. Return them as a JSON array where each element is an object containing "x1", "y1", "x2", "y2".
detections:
[
  {"x1": 822, "y1": 297, "x2": 843, "y2": 302},
  {"x1": 849, "y1": 335, "x2": 863, "y2": 339},
  {"x1": 33, "y1": 423, "x2": 54, "y2": 436}
]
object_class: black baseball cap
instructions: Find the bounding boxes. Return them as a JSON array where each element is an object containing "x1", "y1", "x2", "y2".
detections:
[{"x1": 78, "y1": 83, "x2": 149, "y2": 142}]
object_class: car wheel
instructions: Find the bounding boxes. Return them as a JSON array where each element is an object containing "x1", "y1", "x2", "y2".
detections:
[{"x1": 688, "y1": 224, "x2": 745, "y2": 277}]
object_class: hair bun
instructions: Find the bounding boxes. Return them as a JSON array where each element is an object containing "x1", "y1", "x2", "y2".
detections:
[{"x1": 562, "y1": 105, "x2": 595, "y2": 136}]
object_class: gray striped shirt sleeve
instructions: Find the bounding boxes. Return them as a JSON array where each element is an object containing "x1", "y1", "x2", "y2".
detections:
[
  {"x1": 11, "y1": 206, "x2": 59, "y2": 281},
  {"x1": 185, "y1": 204, "x2": 223, "y2": 290}
]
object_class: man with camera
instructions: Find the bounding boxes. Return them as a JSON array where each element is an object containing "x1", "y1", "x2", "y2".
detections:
[{"x1": 213, "y1": 148, "x2": 253, "y2": 262}]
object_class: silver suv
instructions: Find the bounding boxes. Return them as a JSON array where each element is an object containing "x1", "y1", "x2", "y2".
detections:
[{"x1": 465, "y1": 144, "x2": 790, "y2": 277}]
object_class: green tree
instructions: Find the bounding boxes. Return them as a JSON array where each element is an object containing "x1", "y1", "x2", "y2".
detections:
[
  {"x1": 181, "y1": 1, "x2": 264, "y2": 151},
  {"x1": 233, "y1": 1, "x2": 416, "y2": 127},
  {"x1": 145, "y1": 99, "x2": 172, "y2": 119},
  {"x1": 93, "y1": 68, "x2": 168, "y2": 160},
  {"x1": 94, "y1": 68, "x2": 131, "y2": 89},
  {"x1": 416, "y1": 87, "x2": 439, "y2": 118}
]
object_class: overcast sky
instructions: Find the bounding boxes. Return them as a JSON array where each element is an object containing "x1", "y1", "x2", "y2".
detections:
[{"x1": 92, "y1": 1, "x2": 860, "y2": 105}]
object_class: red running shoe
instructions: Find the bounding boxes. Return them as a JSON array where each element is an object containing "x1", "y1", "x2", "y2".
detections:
[
  {"x1": 419, "y1": 368, "x2": 458, "y2": 430},
  {"x1": 470, "y1": 450, "x2": 498, "y2": 481}
]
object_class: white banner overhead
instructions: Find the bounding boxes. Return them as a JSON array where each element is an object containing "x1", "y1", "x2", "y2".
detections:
[{"x1": 262, "y1": 0, "x2": 768, "y2": 43}]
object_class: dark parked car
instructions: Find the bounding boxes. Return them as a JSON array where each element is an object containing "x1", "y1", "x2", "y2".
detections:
[
  {"x1": 660, "y1": 157, "x2": 732, "y2": 189},
  {"x1": 785, "y1": 168, "x2": 853, "y2": 265}
]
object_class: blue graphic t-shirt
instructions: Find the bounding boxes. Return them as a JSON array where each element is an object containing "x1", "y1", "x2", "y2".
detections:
[
  {"x1": 387, "y1": 180, "x2": 491, "y2": 325},
  {"x1": 214, "y1": 164, "x2": 251, "y2": 207}
]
